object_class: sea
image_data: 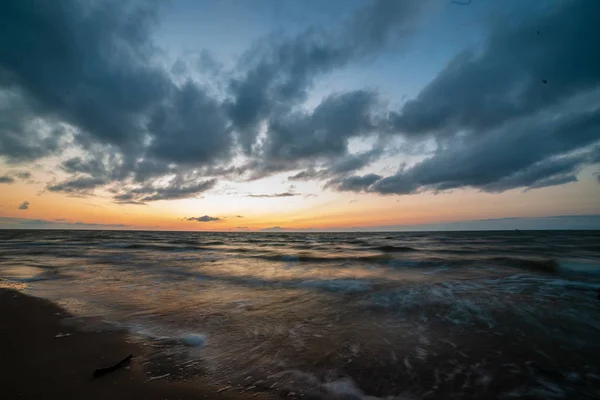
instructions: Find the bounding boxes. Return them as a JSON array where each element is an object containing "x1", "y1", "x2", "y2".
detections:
[{"x1": 1, "y1": 229, "x2": 600, "y2": 399}]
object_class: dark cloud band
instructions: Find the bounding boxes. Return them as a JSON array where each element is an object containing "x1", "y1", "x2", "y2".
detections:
[{"x1": 0, "y1": 0, "x2": 598, "y2": 202}]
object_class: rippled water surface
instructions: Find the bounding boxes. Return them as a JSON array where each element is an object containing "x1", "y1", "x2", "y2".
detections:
[{"x1": 1, "y1": 230, "x2": 600, "y2": 399}]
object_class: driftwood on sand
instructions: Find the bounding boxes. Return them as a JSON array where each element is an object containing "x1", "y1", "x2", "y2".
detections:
[{"x1": 92, "y1": 355, "x2": 133, "y2": 378}]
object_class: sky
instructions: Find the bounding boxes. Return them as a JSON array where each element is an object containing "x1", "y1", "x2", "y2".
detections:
[{"x1": 0, "y1": 0, "x2": 599, "y2": 231}]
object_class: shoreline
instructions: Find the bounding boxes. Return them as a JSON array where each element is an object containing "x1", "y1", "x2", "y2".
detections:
[
  {"x1": 2, "y1": 228, "x2": 600, "y2": 399},
  {"x1": 0, "y1": 288, "x2": 273, "y2": 399}
]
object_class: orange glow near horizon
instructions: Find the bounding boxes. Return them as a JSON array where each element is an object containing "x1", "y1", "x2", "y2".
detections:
[{"x1": 1, "y1": 166, "x2": 600, "y2": 231}]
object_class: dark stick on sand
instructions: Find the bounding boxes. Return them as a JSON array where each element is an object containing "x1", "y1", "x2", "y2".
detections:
[
  {"x1": 0, "y1": 289, "x2": 266, "y2": 399},
  {"x1": 93, "y1": 355, "x2": 133, "y2": 378}
]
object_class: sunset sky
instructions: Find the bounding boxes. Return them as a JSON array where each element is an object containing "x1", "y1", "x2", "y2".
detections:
[{"x1": 1, "y1": 0, "x2": 599, "y2": 231}]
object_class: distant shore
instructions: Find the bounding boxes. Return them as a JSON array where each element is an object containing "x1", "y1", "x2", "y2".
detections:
[{"x1": 0, "y1": 288, "x2": 272, "y2": 400}]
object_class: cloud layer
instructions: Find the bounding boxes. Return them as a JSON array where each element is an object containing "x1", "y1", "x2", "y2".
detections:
[
  {"x1": 0, "y1": 175, "x2": 14, "y2": 184},
  {"x1": 328, "y1": 0, "x2": 600, "y2": 195},
  {"x1": 0, "y1": 0, "x2": 598, "y2": 204},
  {"x1": 0, "y1": 171, "x2": 31, "y2": 184},
  {"x1": 186, "y1": 215, "x2": 221, "y2": 222},
  {"x1": 247, "y1": 192, "x2": 298, "y2": 198}
]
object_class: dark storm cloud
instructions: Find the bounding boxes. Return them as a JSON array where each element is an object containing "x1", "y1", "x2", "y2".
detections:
[
  {"x1": 2, "y1": 0, "x2": 596, "y2": 199},
  {"x1": 392, "y1": 0, "x2": 600, "y2": 136},
  {"x1": 227, "y1": 0, "x2": 432, "y2": 152},
  {"x1": 114, "y1": 178, "x2": 217, "y2": 203},
  {"x1": 481, "y1": 149, "x2": 597, "y2": 193},
  {"x1": 47, "y1": 176, "x2": 107, "y2": 194},
  {"x1": 0, "y1": 0, "x2": 432, "y2": 194},
  {"x1": 61, "y1": 151, "x2": 147, "y2": 186},
  {"x1": 186, "y1": 215, "x2": 221, "y2": 222},
  {"x1": 14, "y1": 171, "x2": 31, "y2": 180},
  {"x1": 247, "y1": 192, "x2": 298, "y2": 198},
  {"x1": 288, "y1": 168, "x2": 321, "y2": 181},
  {"x1": 226, "y1": 30, "x2": 350, "y2": 152},
  {"x1": 3, "y1": 0, "x2": 417, "y2": 192},
  {"x1": 0, "y1": 92, "x2": 68, "y2": 162},
  {"x1": 327, "y1": 173, "x2": 382, "y2": 192},
  {"x1": 0, "y1": 0, "x2": 232, "y2": 177},
  {"x1": 112, "y1": 192, "x2": 146, "y2": 205},
  {"x1": 230, "y1": 159, "x2": 305, "y2": 181},
  {"x1": 18, "y1": 201, "x2": 29, "y2": 210},
  {"x1": 61, "y1": 157, "x2": 108, "y2": 176},
  {"x1": 328, "y1": 148, "x2": 383, "y2": 174},
  {"x1": 147, "y1": 81, "x2": 232, "y2": 165},
  {"x1": 262, "y1": 90, "x2": 378, "y2": 161},
  {"x1": 0, "y1": 123, "x2": 66, "y2": 163},
  {"x1": 0, "y1": 0, "x2": 168, "y2": 149},
  {"x1": 288, "y1": 148, "x2": 385, "y2": 182},
  {"x1": 0, "y1": 175, "x2": 14, "y2": 183},
  {"x1": 331, "y1": 0, "x2": 600, "y2": 195},
  {"x1": 362, "y1": 106, "x2": 600, "y2": 195}
]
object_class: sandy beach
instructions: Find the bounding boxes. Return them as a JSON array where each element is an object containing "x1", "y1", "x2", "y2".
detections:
[{"x1": 0, "y1": 288, "x2": 273, "y2": 400}]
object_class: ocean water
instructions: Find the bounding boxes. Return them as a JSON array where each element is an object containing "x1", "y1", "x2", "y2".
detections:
[{"x1": 1, "y1": 229, "x2": 600, "y2": 399}]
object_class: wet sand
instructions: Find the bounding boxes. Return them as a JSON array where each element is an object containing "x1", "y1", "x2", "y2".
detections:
[{"x1": 0, "y1": 288, "x2": 272, "y2": 400}]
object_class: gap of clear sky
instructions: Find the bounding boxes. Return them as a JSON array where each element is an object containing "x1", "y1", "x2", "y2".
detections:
[{"x1": 0, "y1": 0, "x2": 599, "y2": 231}]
